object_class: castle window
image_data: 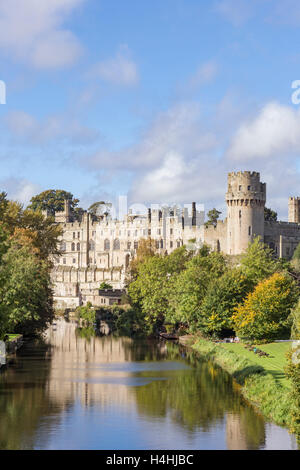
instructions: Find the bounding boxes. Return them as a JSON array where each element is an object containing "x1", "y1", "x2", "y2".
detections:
[
  {"x1": 160, "y1": 239, "x2": 164, "y2": 248},
  {"x1": 73, "y1": 232, "x2": 75, "y2": 239},
  {"x1": 71, "y1": 242, "x2": 75, "y2": 251},
  {"x1": 239, "y1": 210, "x2": 242, "y2": 219},
  {"x1": 89, "y1": 240, "x2": 95, "y2": 251},
  {"x1": 104, "y1": 239, "x2": 110, "y2": 251},
  {"x1": 134, "y1": 241, "x2": 138, "y2": 250},
  {"x1": 239, "y1": 185, "x2": 242, "y2": 191},
  {"x1": 248, "y1": 226, "x2": 251, "y2": 236},
  {"x1": 170, "y1": 241, "x2": 173, "y2": 248},
  {"x1": 177, "y1": 241, "x2": 181, "y2": 248},
  {"x1": 77, "y1": 243, "x2": 80, "y2": 251},
  {"x1": 73, "y1": 258, "x2": 76, "y2": 264},
  {"x1": 63, "y1": 258, "x2": 66, "y2": 264},
  {"x1": 248, "y1": 186, "x2": 251, "y2": 190},
  {"x1": 155, "y1": 240, "x2": 160, "y2": 249},
  {"x1": 148, "y1": 229, "x2": 151, "y2": 236},
  {"x1": 170, "y1": 228, "x2": 173, "y2": 235},
  {"x1": 127, "y1": 242, "x2": 131, "y2": 250},
  {"x1": 113, "y1": 239, "x2": 120, "y2": 250},
  {"x1": 77, "y1": 232, "x2": 80, "y2": 239},
  {"x1": 60, "y1": 242, "x2": 66, "y2": 252}
]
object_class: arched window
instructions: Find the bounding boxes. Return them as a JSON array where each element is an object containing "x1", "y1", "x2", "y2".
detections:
[
  {"x1": 104, "y1": 239, "x2": 110, "y2": 251},
  {"x1": 77, "y1": 242, "x2": 80, "y2": 251},
  {"x1": 71, "y1": 242, "x2": 75, "y2": 251},
  {"x1": 113, "y1": 239, "x2": 120, "y2": 250},
  {"x1": 89, "y1": 240, "x2": 95, "y2": 251}
]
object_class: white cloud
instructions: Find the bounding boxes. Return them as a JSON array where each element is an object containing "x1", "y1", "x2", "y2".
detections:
[
  {"x1": 188, "y1": 61, "x2": 219, "y2": 89},
  {"x1": 89, "y1": 45, "x2": 139, "y2": 86},
  {"x1": 4, "y1": 110, "x2": 99, "y2": 145},
  {"x1": 214, "y1": 0, "x2": 258, "y2": 26},
  {"x1": 0, "y1": 0, "x2": 84, "y2": 68},
  {"x1": 0, "y1": 177, "x2": 41, "y2": 206},
  {"x1": 227, "y1": 102, "x2": 300, "y2": 161}
]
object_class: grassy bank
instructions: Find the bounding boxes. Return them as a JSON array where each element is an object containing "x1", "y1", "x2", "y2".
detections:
[{"x1": 190, "y1": 338, "x2": 293, "y2": 430}]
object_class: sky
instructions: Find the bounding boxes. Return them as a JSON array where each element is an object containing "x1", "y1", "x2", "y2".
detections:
[{"x1": 1, "y1": 0, "x2": 300, "y2": 219}]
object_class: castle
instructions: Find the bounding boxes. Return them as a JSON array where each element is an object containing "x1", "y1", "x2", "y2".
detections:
[{"x1": 51, "y1": 171, "x2": 300, "y2": 309}]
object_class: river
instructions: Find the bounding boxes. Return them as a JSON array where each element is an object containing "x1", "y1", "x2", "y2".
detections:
[{"x1": 0, "y1": 319, "x2": 297, "y2": 450}]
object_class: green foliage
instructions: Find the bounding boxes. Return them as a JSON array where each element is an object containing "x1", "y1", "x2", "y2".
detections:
[
  {"x1": 233, "y1": 273, "x2": 299, "y2": 342},
  {"x1": 192, "y1": 339, "x2": 294, "y2": 429},
  {"x1": 290, "y1": 299, "x2": 300, "y2": 340},
  {"x1": 239, "y1": 236, "x2": 280, "y2": 287},
  {"x1": 264, "y1": 207, "x2": 278, "y2": 222},
  {"x1": 205, "y1": 208, "x2": 222, "y2": 228},
  {"x1": 200, "y1": 268, "x2": 252, "y2": 336},
  {"x1": 99, "y1": 282, "x2": 113, "y2": 290},
  {"x1": 168, "y1": 248, "x2": 227, "y2": 329},
  {"x1": 28, "y1": 189, "x2": 81, "y2": 219},
  {"x1": 292, "y1": 242, "x2": 300, "y2": 272},
  {"x1": 88, "y1": 201, "x2": 112, "y2": 219},
  {"x1": 285, "y1": 347, "x2": 300, "y2": 441},
  {"x1": 0, "y1": 243, "x2": 54, "y2": 336},
  {"x1": 75, "y1": 302, "x2": 95, "y2": 324}
]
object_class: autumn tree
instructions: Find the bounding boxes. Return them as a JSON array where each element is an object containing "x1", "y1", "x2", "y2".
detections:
[{"x1": 232, "y1": 273, "x2": 298, "y2": 342}]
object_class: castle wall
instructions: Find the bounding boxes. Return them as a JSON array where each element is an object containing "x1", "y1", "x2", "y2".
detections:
[{"x1": 51, "y1": 172, "x2": 300, "y2": 310}]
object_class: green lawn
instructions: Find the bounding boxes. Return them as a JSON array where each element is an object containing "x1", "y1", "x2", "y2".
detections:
[{"x1": 221, "y1": 342, "x2": 292, "y2": 388}]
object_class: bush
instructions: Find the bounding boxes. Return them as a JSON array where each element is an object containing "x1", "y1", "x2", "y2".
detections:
[{"x1": 75, "y1": 302, "x2": 95, "y2": 324}]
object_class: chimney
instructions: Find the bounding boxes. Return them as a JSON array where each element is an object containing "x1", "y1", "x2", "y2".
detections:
[{"x1": 192, "y1": 202, "x2": 196, "y2": 226}]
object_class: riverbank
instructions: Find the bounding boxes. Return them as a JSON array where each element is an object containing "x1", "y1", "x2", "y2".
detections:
[{"x1": 180, "y1": 336, "x2": 294, "y2": 432}]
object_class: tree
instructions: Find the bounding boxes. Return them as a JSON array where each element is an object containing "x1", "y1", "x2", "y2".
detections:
[
  {"x1": 232, "y1": 273, "x2": 298, "y2": 342},
  {"x1": 28, "y1": 190, "x2": 79, "y2": 217},
  {"x1": 128, "y1": 238, "x2": 158, "y2": 282},
  {"x1": 200, "y1": 268, "x2": 253, "y2": 337},
  {"x1": 128, "y1": 255, "x2": 170, "y2": 334},
  {"x1": 99, "y1": 282, "x2": 113, "y2": 290},
  {"x1": 264, "y1": 207, "x2": 278, "y2": 222},
  {"x1": 239, "y1": 236, "x2": 279, "y2": 287},
  {"x1": 168, "y1": 247, "x2": 227, "y2": 329},
  {"x1": 205, "y1": 208, "x2": 222, "y2": 228},
  {"x1": 290, "y1": 299, "x2": 300, "y2": 340},
  {"x1": 88, "y1": 201, "x2": 112, "y2": 220},
  {"x1": 0, "y1": 242, "x2": 54, "y2": 336}
]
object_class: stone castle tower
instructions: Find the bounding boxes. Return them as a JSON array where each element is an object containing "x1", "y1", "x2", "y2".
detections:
[
  {"x1": 288, "y1": 197, "x2": 300, "y2": 223},
  {"x1": 226, "y1": 171, "x2": 266, "y2": 255}
]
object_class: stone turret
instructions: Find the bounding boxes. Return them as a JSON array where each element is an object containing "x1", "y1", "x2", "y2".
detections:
[
  {"x1": 288, "y1": 197, "x2": 300, "y2": 223},
  {"x1": 55, "y1": 199, "x2": 72, "y2": 223},
  {"x1": 226, "y1": 171, "x2": 266, "y2": 255}
]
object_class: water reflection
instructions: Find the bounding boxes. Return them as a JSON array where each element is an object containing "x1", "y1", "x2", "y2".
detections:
[{"x1": 0, "y1": 319, "x2": 297, "y2": 450}]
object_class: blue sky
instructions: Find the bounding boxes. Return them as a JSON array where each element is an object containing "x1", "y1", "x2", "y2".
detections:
[{"x1": 1, "y1": 0, "x2": 300, "y2": 218}]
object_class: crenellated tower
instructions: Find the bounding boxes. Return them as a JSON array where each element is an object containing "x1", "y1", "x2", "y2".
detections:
[
  {"x1": 288, "y1": 197, "x2": 300, "y2": 223},
  {"x1": 226, "y1": 171, "x2": 266, "y2": 255}
]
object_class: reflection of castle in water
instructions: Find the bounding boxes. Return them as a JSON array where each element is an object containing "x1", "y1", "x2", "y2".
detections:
[{"x1": 44, "y1": 319, "x2": 167, "y2": 410}]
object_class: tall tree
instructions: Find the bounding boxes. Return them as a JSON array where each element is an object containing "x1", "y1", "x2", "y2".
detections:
[
  {"x1": 264, "y1": 207, "x2": 278, "y2": 222},
  {"x1": 205, "y1": 208, "x2": 222, "y2": 228},
  {"x1": 28, "y1": 189, "x2": 79, "y2": 217}
]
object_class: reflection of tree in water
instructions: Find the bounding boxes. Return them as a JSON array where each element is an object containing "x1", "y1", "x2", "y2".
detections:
[
  {"x1": 131, "y1": 342, "x2": 266, "y2": 450},
  {"x1": 0, "y1": 340, "x2": 61, "y2": 450}
]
